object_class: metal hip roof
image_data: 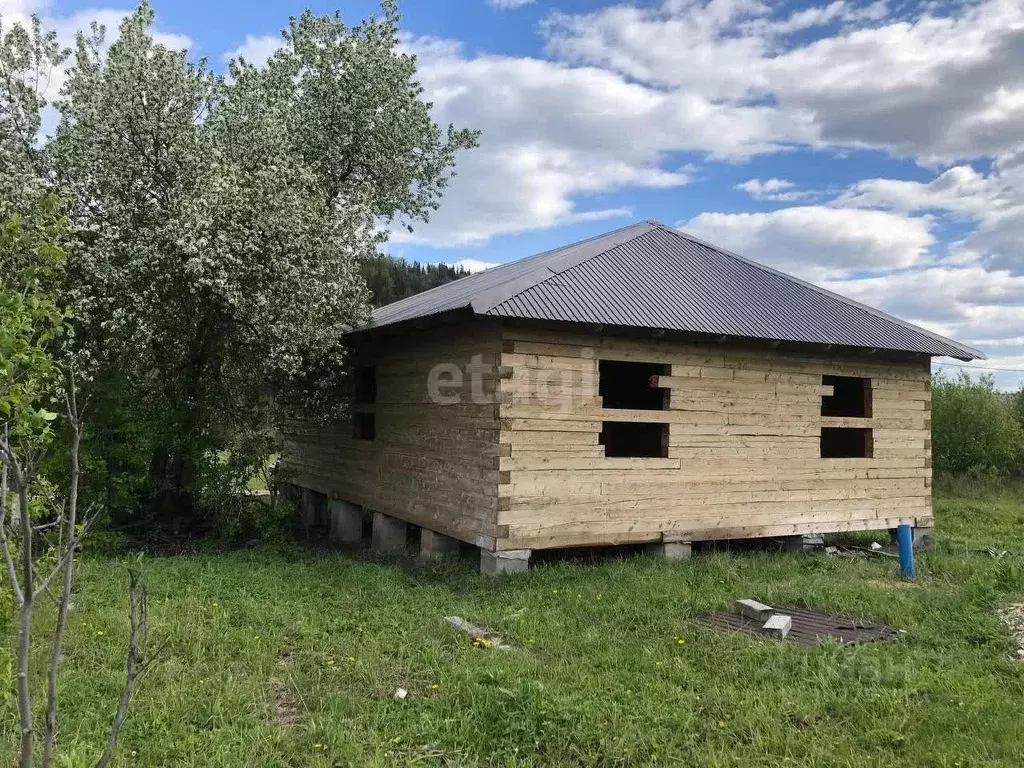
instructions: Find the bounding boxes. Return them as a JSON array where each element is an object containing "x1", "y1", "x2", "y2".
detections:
[{"x1": 364, "y1": 220, "x2": 983, "y2": 361}]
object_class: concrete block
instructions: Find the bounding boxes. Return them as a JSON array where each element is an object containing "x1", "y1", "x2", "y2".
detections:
[
  {"x1": 781, "y1": 534, "x2": 824, "y2": 552},
  {"x1": 421, "y1": 529, "x2": 461, "y2": 558},
  {"x1": 647, "y1": 541, "x2": 692, "y2": 559},
  {"x1": 736, "y1": 599, "x2": 774, "y2": 622},
  {"x1": 299, "y1": 487, "x2": 326, "y2": 528},
  {"x1": 480, "y1": 549, "x2": 531, "y2": 576},
  {"x1": 329, "y1": 499, "x2": 363, "y2": 543},
  {"x1": 913, "y1": 526, "x2": 934, "y2": 551},
  {"x1": 371, "y1": 511, "x2": 407, "y2": 552},
  {"x1": 762, "y1": 614, "x2": 793, "y2": 639}
]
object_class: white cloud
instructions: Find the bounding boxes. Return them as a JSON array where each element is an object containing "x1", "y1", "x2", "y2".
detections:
[
  {"x1": 0, "y1": 0, "x2": 41, "y2": 16},
  {"x1": 835, "y1": 157, "x2": 1024, "y2": 274},
  {"x1": 824, "y1": 265, "x2": 1024, "y2": 352},
  {"x1": 488, "y1": 0, "x2": 535, "y2": 8},
  {"x1": 543, "y1": 1, "x2": 777, "y2": 103},
  {"x1": 543, "y1": 0, "x2": 1024, "y2": 162},
  {"x1": 736, "y1": 177, "x2": 814, "y2": 202},
  {"x1": 224, "y1": 33, "x2": 281, "y2": 67},
  {"x1": 451, "y1": 258, "x2": 499, "y2": 272},
  {"x1": 49, "y1": 9, "x2": 192, "y2": 51},
  {"x1": 738, "y1": 178, "x2": 793, "y2": 194},
  {"x1": 392, "y1": 132, "x2": 650, "y2": 246},
  {"x1": 681, "y1": 206, "x2": 935, "y2": 280},
  {"x1": 392, "y1": 36, "x2": 817, "y2": 246},
  {"x1": 414, "y1": 40, "x2": 812, "y2": 161},
  {"x1": 836, "y1": 165, "x2": 1001, "y2": 218}
]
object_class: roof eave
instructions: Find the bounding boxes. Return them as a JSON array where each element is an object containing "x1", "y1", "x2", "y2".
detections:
[
  {"x1": 941, "y1": 348, "x2": 987, "y2": 362},
  {"x1": 348, "y1": 304, "x2": 479, "y2": 336},
  {"x1": 490, "y1": 315, "x2": 966, "y2": 362}
]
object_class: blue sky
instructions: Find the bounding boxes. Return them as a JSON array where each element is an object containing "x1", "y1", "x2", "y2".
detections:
[{"x1": 6, "y1": 0, "x2": 1024, "y2": 386}]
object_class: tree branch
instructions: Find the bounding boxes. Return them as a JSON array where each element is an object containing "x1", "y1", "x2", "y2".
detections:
[
  {"x1": 43, "y1": 370, "x2": 84, "y2": 766},
  {"x1": 34, "y1": 504, "x2": 100, "y2": 602},
  {"x1": 94, "y1": 567, "x2": 149, "y2": 768},
  {"x1": 33, "y1": 540, "x2": 76, "y2": 601},
  {"x1": 0, "y1": 459, "x2": 25, "y2": 608},
  {"x1": 15, "y1": 473, "x2": 34, "y2": 768}
]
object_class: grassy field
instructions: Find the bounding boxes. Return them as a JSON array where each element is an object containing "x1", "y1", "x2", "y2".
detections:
[{"x1": 3, "y1": 489, "x2": 1024, "y2": 767}]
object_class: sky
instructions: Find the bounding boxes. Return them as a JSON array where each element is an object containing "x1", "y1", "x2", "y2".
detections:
[{"x1": 3, "y1": 0, "x2": 1024, "y2": 386}]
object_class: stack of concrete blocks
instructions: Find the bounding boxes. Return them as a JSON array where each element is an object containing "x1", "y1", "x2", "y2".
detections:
[{"x1": 736, "y1": 598, "x2": 792, "y2": 639}]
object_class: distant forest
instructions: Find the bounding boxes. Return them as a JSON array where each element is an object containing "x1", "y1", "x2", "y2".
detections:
[{"x1": 361, "y1": 254, "x2": 472, "y2": 307}]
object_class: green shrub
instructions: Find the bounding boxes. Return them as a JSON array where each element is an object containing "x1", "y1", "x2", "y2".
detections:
[
  {"x1": 931, "y1": 371, "x2": 1023, "y2": 476},
  {"x1": 203, "y1": 495, "x2": 292, "y2": 544}
]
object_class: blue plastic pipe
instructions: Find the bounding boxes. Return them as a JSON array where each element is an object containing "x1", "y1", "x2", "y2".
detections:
[{"x1": 897, "y1": 524, "x2": 915, "y2": 579}]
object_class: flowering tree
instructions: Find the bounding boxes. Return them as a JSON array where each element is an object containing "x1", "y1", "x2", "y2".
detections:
[{"x1": 46, "y1": 1, "x2": 478, "y2": 524}]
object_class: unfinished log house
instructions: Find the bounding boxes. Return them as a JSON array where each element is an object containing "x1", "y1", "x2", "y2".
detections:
[{"x1": 282, "y1": 221, "x2": 983, "y2": 573}]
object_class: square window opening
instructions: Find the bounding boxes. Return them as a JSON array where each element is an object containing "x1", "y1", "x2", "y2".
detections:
[
  {"x1": 353, "y1": 366, "x2": 377, "y2": 405},
  {"x1": 821, "y1": 375, "x2": 871, "y2": 417},
  {"x1": 820, "y1": 427, "x2": 872, "y2": 458},
  {"x1": 599, "y1": 360, "x2": 669, "y2": 410},
  {"x1": 353, "y1": 412, "x2": 376, "y2": 441},
  {"x1": 601, "y1": 421, "x2": 668, "y2": 458}
]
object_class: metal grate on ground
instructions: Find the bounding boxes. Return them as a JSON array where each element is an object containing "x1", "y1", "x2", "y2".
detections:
[{"x1": 697, "y1": 605, "x2": 897, "y2": 646}]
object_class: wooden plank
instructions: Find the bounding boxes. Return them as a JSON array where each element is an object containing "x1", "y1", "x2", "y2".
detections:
[
  {"x1": 500, "y1": 430, "x2": 600, "y2": 446},
  {"x1": 654, "y1": 375, "x2": 834, "y2": 396},
  {"x1": 499, "y1": 499, "x2": 930, "y2": 526},
  {"x1": 498, "y1": 516, "x2": 926, "y2": 550},
  {"x1": 500, "y1": 418, "x2": 603, "y2": 432},
  {"x1": 498, "y1": 457, "x2": 681, "y2": 472}
]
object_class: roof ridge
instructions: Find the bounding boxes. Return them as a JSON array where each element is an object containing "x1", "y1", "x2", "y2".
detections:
[
  {"x1": 470, "y1": 220, "x2": 657, "y2": 314},
  {"x1": 657, "y1": 223, "x2": 986, "y2": 361},
  {"x1": 503, "y1": 218, "x2": 656, "y2": 270}
]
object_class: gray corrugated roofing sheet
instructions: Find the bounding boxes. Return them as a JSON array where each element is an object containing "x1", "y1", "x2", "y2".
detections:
[{"x1": 364, "y1": 220, "x2": 984, "y2": 361}]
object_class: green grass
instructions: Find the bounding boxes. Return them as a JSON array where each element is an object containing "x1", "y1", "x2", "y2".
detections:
[{"x1": 3, "y1": 490, "x2": 1024, "y2": 767}]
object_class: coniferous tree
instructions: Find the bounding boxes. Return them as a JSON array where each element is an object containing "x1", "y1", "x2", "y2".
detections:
[{"x1": 361, "y1": 255, "x2": 472, "y2": 307}]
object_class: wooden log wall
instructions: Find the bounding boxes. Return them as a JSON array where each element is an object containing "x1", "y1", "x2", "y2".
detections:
[
  {"x1": 496, "y1": 325, "x2": 932, "y2": 551},
  {"x1": 280, "y1": 322, "x2": 504, "y2": 549}
]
